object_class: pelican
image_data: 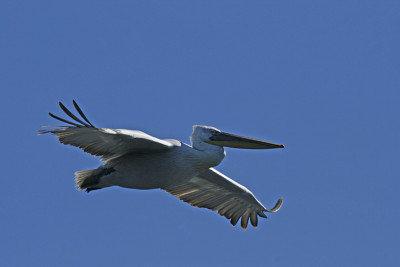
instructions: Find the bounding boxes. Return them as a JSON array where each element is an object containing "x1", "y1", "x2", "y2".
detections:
[{"x1": 39, "y1": 101, "x2": 285, "y2": 229}]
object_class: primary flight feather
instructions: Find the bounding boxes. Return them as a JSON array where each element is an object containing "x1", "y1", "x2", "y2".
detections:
[{"x1": 39, "y1": 100, "x2": 285, "y2": 229}]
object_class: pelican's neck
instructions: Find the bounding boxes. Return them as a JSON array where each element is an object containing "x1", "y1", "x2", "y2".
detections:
[{"x1": 191, "y1": 136, "x2": 226, "y2": 168}]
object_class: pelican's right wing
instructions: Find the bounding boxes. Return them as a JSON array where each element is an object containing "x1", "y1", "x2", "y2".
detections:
[
  {"x1": 164, "y1": 168, "x2": 283, "y2": 229},
  {"x1": 39, "y1": 101, "x2": 178, "y2": 161}
]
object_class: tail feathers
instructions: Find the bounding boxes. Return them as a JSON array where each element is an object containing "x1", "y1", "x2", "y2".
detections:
[
  {"x1": 75, "y1": 169, "x2": 98, "y2": 190},
  {"x1": 74, "y1": 167, "x2": 115, "y2": 191}
]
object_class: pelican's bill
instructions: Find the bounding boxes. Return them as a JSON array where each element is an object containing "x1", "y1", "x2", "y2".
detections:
[{"x1": 205, "y1": 131, "x2": 285, "y2": 149}]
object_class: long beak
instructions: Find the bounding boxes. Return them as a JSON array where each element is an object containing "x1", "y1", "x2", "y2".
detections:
[{"x1": 205, "y1": 132, "x2": 285, "y2": 149}]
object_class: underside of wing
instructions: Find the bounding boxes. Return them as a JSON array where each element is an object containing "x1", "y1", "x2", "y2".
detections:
[
  {"x1": 39, "y1": 101, "x2": 178, "y2": 161},
  {"x1": 163, "y1": 168, "x2": 283, "y2": 229}
]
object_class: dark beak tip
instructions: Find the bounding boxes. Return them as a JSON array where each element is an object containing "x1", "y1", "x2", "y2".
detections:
[{"x1": 281, "y1": 144, "x2": 285, "y2": 148}]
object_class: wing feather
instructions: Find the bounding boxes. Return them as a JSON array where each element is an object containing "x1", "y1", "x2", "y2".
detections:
[
  {"x1": 58, "y1": 101, "x2": 91, "y2": 127},
  {"x1": 39, "y1": 101, "x2": 177, "y2": 161},
  {"x1": 241, "y1": 210, "x2": 251, "y2": 229},
  {"x1": 163, "y1": 168, "x2": 283, "y2": 229},
  {"x1": 73, "y1": 100, "x2": 94, "y2": 127}
]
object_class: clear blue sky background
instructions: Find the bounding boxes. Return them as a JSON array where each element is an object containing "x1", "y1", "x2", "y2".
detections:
[{"x1": 1, "y1": 1, "x2": 399, "y2": 266}]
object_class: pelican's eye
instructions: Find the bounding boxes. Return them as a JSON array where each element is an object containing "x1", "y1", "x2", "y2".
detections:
[
  {"x1": 209, "y1": 129, "x2": 221, "y2": 140},
  {"x1": 210, "y1": 129, "x2": 219, "y2": 134}
]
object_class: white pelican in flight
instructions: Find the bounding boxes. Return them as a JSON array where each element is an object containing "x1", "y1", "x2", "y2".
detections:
[{"x1": 39, "y1": 101, "x2": 285, "y2": 229}]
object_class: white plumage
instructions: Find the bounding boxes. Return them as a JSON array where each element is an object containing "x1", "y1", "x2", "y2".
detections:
[{"x1": 39, "y1": 101, "x2": 285, "y2": 229}]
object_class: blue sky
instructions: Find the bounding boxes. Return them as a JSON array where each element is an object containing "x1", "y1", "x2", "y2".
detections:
[{"x1": 1, "y1": 1, "x2": 399, "y2": 266}]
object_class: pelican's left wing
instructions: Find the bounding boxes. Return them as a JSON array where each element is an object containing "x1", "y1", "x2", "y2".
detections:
[
  {"x1": 163, "y1": 168, "x2": 283, "y2": 229},
  {"x1": 39, "y1": 101, "x2": 178, "y2": 161}
]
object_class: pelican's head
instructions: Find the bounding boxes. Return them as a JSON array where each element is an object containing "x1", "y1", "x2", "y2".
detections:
[{"x1": 191, "y1": 125, "x2": 285, "y2": 150}]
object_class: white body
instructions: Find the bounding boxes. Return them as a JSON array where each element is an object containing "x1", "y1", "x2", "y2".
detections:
[
  {"x1": 102, "y1": 140, "x2": 225, "y2": 190},
  {"x1": 40, "y1": 101, "x2": 284, "y2": 229}
]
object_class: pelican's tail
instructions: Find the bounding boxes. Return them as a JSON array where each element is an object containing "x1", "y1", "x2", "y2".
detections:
[{"x1": 74, "y1": 167, "x2": 115, "y2": 192}]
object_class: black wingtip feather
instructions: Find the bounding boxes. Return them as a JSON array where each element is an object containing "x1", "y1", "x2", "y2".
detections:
[
  {"x1": 48, "y1": 112, "x2": 82, "y2": 127},
  {"x1": 73, "y1": 100, "x2": 94, "y2": 127},
  {"x1": 58, "y1": 101, "x2": 90, "y2": 127},
  {"x1": 230, "y1": 216, "x2": 240, "y2": 226},
  {"x1": 266, "y1": 197, "x2": 283, "y2": 213}
]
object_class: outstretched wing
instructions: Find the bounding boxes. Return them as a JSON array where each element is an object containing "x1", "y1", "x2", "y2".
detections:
[
  {"x1": 163, "y1": 168, "x2": 283, "y2": 229},
  {"x1": 39, "y1": 100, "x2": 178, "y2": 161}
]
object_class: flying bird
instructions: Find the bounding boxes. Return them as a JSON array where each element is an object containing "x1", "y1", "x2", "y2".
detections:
[{"x1": 39, "y1": 101, "x2": 285, "y2": 229}]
